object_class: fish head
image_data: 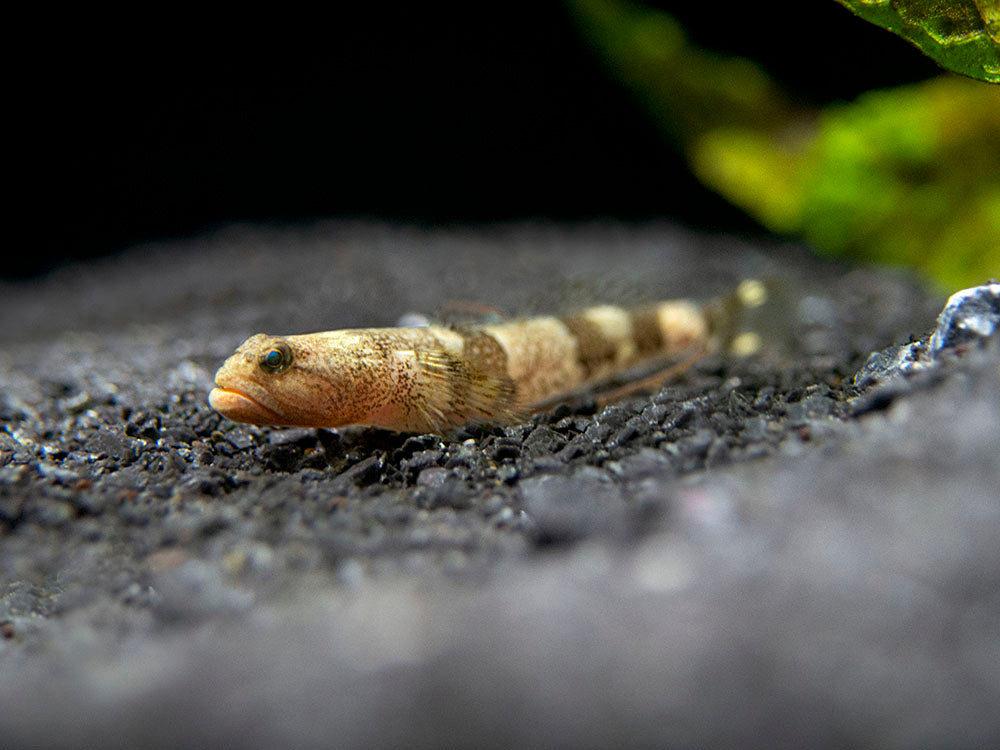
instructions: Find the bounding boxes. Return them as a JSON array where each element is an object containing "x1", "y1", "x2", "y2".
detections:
[{"x1": 209, "y1": 332, "x2": 353, "y2": 428}]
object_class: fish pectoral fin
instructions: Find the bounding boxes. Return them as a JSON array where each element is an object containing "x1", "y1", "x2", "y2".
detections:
[{"x1": 413, "y1": 348, "x2": 522, "y2": 429}]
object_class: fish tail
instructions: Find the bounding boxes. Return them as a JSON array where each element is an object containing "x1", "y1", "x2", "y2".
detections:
[{"x1": 700, "y1": 278, "x2": 770, "y2": 357}]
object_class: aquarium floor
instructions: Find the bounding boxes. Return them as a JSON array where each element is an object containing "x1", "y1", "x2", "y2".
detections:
[{"x1": 1, "y1": 222, "x2": 997, "y2": 748}]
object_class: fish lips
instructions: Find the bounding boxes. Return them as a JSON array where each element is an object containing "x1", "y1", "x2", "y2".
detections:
[{"x1": 208, "y1": 382, "x2": 287, "y2": 426}]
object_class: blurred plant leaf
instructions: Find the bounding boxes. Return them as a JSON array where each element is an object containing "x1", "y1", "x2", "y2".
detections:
[
  {"x1": 567, "y1": 0, "x2": 798, "y2": 147},
  {"x1": 692, "y1": 77, "x2": 1000, "y2": 289},
  {"x1": 568, "y1": 0, "x2": 1000, "y2": 289},
  {"x1": 835, "y1": 0, "x2": 1000, "y2": 84}
]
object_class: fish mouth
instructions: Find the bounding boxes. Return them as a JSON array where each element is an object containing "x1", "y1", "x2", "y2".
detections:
[{"x1": 208, "y1": 387, "x2": 286, "y2": 426}]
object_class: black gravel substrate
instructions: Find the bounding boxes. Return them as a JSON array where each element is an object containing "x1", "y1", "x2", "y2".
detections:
[{"x1": 1, "y1": 222, "x2": 997, "y2": 748}]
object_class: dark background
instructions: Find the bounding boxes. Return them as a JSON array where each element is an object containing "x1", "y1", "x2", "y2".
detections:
[{"x1": 9, "y1": 2, "x2": 938, "y2": 279}]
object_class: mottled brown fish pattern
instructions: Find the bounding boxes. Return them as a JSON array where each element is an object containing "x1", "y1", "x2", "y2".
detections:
[{"x1": 210, "y1": 287, "x2": 762, "y2": 433}]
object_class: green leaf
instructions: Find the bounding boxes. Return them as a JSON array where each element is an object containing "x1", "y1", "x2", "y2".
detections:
[
  {"x1": 566, "y1": 0, "x2": 795, "y2": 147},
  {"x1": 836, "y1": 0, "x2": 1000, "y2": 83},
  {"x1": 568, "y1": 0, "x2": 1000, "y2": 289},
  {"x1": 691, "y1": 76, "x2": 1000, "y2": 290}
]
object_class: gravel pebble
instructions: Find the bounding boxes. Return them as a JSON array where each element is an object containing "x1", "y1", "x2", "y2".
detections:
[{"x1": 520, "y1": 468, "x2": 627, "y2": 543}]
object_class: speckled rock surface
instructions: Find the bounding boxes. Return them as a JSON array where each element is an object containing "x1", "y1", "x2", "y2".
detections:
[{"x1": 1, "y1": 223, "x2": 997, "y2": 748}]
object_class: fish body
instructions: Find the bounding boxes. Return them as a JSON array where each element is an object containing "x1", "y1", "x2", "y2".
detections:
[{"x1": 209, "y1": 298, "x2": 722, "y2": 433}]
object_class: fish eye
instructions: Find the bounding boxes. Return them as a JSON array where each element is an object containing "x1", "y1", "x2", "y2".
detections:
[{"x1": 258, "y1": 340, "x2": 293, "y2": 374}]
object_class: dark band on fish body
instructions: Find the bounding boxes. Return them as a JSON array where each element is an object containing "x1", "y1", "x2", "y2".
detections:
[
  {"x1": 461, "y1": 329, "x2": 510, "y2": 379},
  {"x1": 559, "y1": 314, "x2": 619, "y2": 379},
  {"x1": 458, "y1": 330, "x2": 517, "y2": 410},
  {"x1": 628, "y1": 306, "x2": 665, "y2": 356}
]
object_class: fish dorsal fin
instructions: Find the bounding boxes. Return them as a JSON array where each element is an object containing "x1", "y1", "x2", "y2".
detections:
[
  {"x1": 434, "y1": 300, "x2": 510, "y2": 328},
  {"x1": 395, "y1": 301, "x2": 510, "y2": 334}
]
